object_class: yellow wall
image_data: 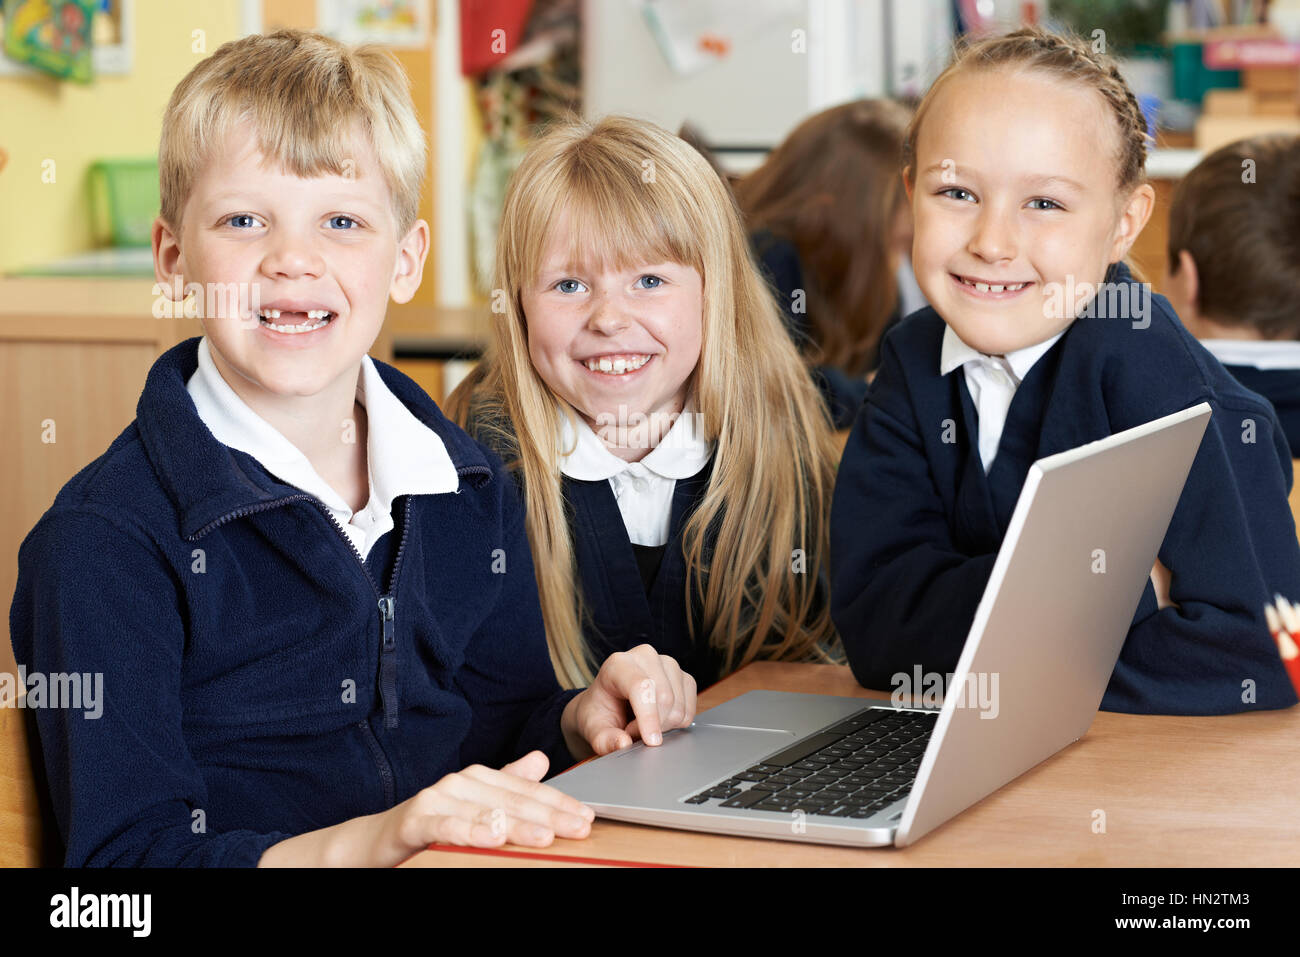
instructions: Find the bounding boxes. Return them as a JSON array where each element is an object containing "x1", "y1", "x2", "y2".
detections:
[{"x1": 0, "y1": 1, "x2": 244, "y2": 273}]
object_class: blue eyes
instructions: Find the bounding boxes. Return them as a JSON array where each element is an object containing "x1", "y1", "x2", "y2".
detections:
[
  {"x1": 937, "y1": 189, "x2": 1063, "y2": 211},
  {"x1": 553, "y1": 275, "x2": 665, "y2": 293},
  {"x1": 222, "y1": 214, "x2": 361, "y2": 229}
]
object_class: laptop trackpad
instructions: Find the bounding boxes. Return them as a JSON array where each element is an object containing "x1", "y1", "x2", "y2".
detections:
[{"x1": 552, "y1": 725, "x2": 794, "y2": 808}]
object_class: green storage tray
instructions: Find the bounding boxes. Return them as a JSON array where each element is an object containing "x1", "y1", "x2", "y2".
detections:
[{"x1": 88, "y1": 159, "x2": 160, "y2": 247}]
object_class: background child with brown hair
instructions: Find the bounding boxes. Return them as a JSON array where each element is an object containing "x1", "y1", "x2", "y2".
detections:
[
  {"x1": 1164, "y1": 134, "x2": 1300, "y2": 454},
  {"x1": 734, "y1": 99, "x2": 918, "y2": 428}
]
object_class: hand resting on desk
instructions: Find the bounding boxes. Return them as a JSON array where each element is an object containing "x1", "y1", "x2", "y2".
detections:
[{"x1": 259, "y1": 645, "x2": 696, "y2": 865}]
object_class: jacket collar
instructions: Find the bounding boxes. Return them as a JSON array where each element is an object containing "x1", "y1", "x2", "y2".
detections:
[{"x1": 136, "y1": 338, "x2": 495, "y2": 540}]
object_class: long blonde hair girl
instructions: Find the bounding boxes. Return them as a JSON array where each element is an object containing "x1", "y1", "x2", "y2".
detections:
[{"x1": 447, "y1": 114, "x2": 840, "y2": 688}]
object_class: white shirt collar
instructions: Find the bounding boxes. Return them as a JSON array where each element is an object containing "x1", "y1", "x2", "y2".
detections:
[
  {"x1": 187, "y1": 336, "x2": 459, "y2": 557},
  {"x1": 1200, "y1": 339, "x2": 1300, "y2": 371},
  {"x1": 939, "y1": 325, "x2": 1064, "y2": 383},
  {"x1": 557, "y1": 399, "x2": 714, "y2": 482},
  {"x1": 556, "y1": 399, "x2": 713, "y2": 548},
  {"x1": 357, "y1": 348, "x2": 461, "y2": 503}
]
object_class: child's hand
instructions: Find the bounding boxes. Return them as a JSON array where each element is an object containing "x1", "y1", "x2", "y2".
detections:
[
  {"x1": 261, "y1": 751, "x2": 595, "y2": 866},
  {"x1": 561, "y1": 645, "x2": 697, "y2": 759},
  {"x1": 373, "y1": 751, "x2": 594, "y2": 862},
  {"x1": 1151, "y1": 558, "x2": 1178, "y2": 610}
]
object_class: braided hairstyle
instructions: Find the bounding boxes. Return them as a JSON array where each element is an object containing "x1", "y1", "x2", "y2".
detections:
[{"x1": 902, "y1": 26, "x2": 1150, "y2": 193}]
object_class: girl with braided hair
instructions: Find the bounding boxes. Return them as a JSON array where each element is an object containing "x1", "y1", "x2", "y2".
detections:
[{"x1": 830, "y1": 26, "x2": 1300, "y2": 715}]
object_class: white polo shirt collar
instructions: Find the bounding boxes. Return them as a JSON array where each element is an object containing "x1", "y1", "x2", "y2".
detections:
[
  {"x1": 557, "y1": 400, "x2": 714, "y2": 546},
  {"x1": 187, "y1": 336, "x2": 459, "y2": 560},
  {"x1": 1200, "y1": 339, "x2": 1300, "y2": 371}
]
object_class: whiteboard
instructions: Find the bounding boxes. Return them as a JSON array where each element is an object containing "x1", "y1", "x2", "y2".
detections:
[{"x1": 581, "y1": 0, "x2": 864, "y2": 147}]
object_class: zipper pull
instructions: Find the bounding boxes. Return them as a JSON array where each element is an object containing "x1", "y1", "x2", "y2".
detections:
[{"x1": 378, "y1": 596, "x2": 398, "y2": 729}]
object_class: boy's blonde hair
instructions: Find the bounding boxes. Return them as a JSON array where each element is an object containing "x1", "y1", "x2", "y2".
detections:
[
  {"x1": 447, "y1": 114, "x2": 840, "y2": 688},
  {"x1": 159, "y1": 29, "x2": 426, "y2": 235}
]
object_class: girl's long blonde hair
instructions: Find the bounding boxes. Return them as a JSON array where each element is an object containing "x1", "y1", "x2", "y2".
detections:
[{"x1": 447, "y1": 114, "x2": 840, "y2": 688}]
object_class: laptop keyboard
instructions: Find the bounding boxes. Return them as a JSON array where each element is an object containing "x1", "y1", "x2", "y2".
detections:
[{"x1": 683, "y1": 708, "x2": 937, "y2": 820}]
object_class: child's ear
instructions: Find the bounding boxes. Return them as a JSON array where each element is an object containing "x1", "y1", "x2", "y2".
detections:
[
  {"x1": 1165, "y1": 249, "x2": 1201, "y2": 325},
  {"x1": 902, "y1": 168, "x2": 914, "y2": 204},
  {"x1": 389, "y1": 218, "x2": 430, "y2": 304},
  {"x1": 152, "y1": 215, "x2": 184, "y2": 296},
  {"x1": 1109, "y1": 183, "x2": 1155, "y2": 263}
]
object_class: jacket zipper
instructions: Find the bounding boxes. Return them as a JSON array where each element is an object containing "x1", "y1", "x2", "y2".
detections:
[
  {"x1": 187, "y1": 494, "x2": 315, "y2": 540},
  {"x1": 308, "y1": 499, "x2": 412, "y2": 733},
  {"x1": 193, "y1": 493, "x2": 414, "y2": 803},
  {"x1": 194, "y1": 469, "x2": 473, "y2": 805},
  {"x1": 377, "y1": 595, "x2": 398, "y2": 730},
  {"x1": 357, "y1": 717, "x2": 396, "y2": 807}
]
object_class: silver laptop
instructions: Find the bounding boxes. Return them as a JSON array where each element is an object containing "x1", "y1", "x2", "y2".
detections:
[{"x1": 551, "y1": 403, "x2": 1212, "y2": 847}]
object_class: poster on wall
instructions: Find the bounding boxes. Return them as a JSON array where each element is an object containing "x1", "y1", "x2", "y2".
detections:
[
  {"x1": 1, "y1": 0, "x2": 98, "y2": 82},
  {"x1": 316, "y1": 0, "x2": 431, "y2": 49},
  {"x1": 0, "y1": 0, "x2": 130, "y2": 77}
]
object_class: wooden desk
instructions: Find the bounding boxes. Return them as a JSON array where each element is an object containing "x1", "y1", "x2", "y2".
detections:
[
  {"x1": 399, "y1": 662, "x2": 1300, "y2": 868},
  {"x1": 0, "y1": 700, "x2": 44, "y2": 867}
]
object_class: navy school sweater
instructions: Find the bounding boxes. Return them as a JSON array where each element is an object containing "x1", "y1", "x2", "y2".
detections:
[
  {"x1": 9, "y1": 338, "x2": 579, "y2": 866},
  {"x1": 464, "y1": 407, "x2": 729, "y2": 688},
  {"x1": 751, "y1": 228, "x2": 895, "y2": 429},
  {"x1": 830, "y1": 265, "x2": 1300, "y2": 715},
  {"x1": 564, "y1": 463, "x2": 728, "y2": 688},
  {"x1": 1219, "y1": 364, "x2": 1300, "y2": 457},
  {"x1": 466, "y1": 409, "x2": 836, "y2": 689}
]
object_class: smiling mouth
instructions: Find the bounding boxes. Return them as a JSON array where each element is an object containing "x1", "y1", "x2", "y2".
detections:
[
  {"x1": 952, "y1": 273, "x2": 1032, "y2": 295},
  {"x1": 259, "y1": 308, "x2": 335, "y2": 334},
  {"x1": 580, "y1": 354, "x2": 653, "y2": 375}
]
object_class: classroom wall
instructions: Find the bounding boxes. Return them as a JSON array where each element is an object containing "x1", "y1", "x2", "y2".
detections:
[
  {"x1": 0, "y1": 1, "x2": 245, "y2": 274},
  {"x1": 0, "y1": 0, "x2": 443, "y2": 305}
]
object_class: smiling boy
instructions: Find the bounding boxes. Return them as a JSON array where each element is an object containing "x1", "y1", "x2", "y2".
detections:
[
  {"x1": 172, "y1": 117, "x2": 405, "y2": 519},
  {"x1": 9, "y1": 30, "x2": 696, "y2": 867}
]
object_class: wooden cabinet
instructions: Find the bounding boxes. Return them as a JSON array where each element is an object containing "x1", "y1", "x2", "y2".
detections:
[{"x1": 0, "y1": 278, "x2": 202, "y2": 684}]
